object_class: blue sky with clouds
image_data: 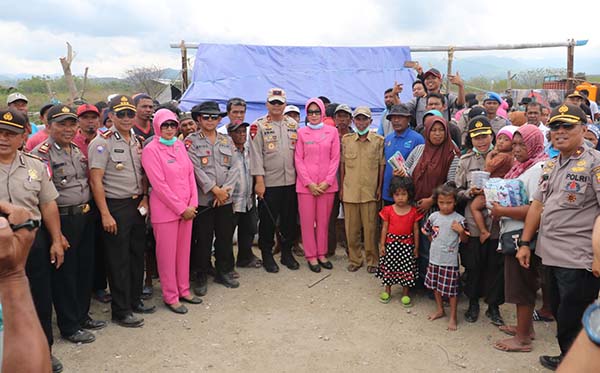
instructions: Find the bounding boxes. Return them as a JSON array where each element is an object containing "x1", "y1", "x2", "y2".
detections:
[{"x1": 1, "y1": 0, "x2": 599, "y2": 78}]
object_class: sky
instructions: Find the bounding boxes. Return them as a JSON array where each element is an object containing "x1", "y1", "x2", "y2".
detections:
[{"x1": 1, "y1": 0, "x2": 599, "y2": 78}]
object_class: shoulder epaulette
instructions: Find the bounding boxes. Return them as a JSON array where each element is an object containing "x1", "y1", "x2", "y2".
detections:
[
  {"x1": 23, "y1": 152, "x2": 43, "y2": 162},
  {"x1": 71, "y1": 141, "x2": 80, "y2": 149},
  {"x1": 100, "y1": 130, "x2": 113, "y2": 139},
  {"x1": 38, "y1": 142, "x2": 50, "y2": 154}
]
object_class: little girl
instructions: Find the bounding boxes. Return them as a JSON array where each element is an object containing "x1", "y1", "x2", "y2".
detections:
[
  {"x1": 376, "y1": 176, "x2": 422, "y2": 306},
  {"x1": 471, "y1": 126, "x2": 516, "y2": 243},
  {"x1": 422, "y1": 182, "x2": 468, "y2": 331}
]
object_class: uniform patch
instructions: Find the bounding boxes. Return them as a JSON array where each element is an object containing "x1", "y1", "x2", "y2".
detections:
[
  {"x1": 223, "y1": 156, "x2": 230, "y2": 165},
  {"x1": 565, "y1": 181, "x2": 581, "y2": 192},
  {"x1": 596, "y1": 172, "x2": 600, "y2": 183},
  {"x1": 577, "y1": 160, "x2": 586, "y2": 167},
  {"x1": 201, "y1": 157, "x2": 209, "y2": 165},
  {"x1": 404, "y1": 140, "x2": 413, "y2": 148},
  {"x1": 184, "y1": 139, "x2": 192, "y2": 150},
  {"x1": 115, "y1": 163, "x2": 125, "y2": 171},
  {"x1": 27, "y1": 168, "x2": 39, "y2": 181},
  {"x1": 267, "y1": 143, "x2": 275, "y2": 150},
  {"x1": 96, "y1": 145, "x2": 105, "y2": 154},
  {"x1": 571, "y1": 166, "x2": 585, "y2": 172},
  {"x1": 567, "y1": 193, "x2": 577, "y2": 203},
  {"x1": 250, "y1": 123, "x2": 258, "y2": 140},
  {"x1": 114, "y1": 148, "x2": 125, "y2": 153}
]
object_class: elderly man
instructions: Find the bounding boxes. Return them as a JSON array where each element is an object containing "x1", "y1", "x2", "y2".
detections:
[
  {"x1": 7, "y1": 92, "x2": 38, "y2": 136},
  {"x1": 518, "y1": 103, "x2": 600, "y2": 371}
]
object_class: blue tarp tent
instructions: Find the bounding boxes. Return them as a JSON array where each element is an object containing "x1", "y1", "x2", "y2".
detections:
[{"x1": 179, "y1": 43, "x2": 415, "y2": 127}]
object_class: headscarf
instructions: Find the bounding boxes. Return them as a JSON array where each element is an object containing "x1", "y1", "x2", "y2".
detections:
[
  {"x1": 412, "y1": 116, "x2": 461, "y2": 200},
  {"x1": 305, "y1": 97, "x2": 325, "y2": 128},
  {"x1": 497, "y1": 125, "x2": 518, "y2": 141},
  {"x1": 504, "y1": 124, "x2": 548, "y2": 179},
  {"x1": 152, "y1": 108, "x2": 179, "y2": 146}
]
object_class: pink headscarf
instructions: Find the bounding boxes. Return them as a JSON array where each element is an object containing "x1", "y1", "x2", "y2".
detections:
[
  {"x1": 305, "y1": 98, "x2": 326, "y2": 124},
  {"x1": 504, "y1": 124, "x2": 548, "y2": 179},
  {"x1": 152, "y1": 108, "x2": 179, "y2": 137}
]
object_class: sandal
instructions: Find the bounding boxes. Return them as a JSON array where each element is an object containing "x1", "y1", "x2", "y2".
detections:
[
  {"x1": 347, "y1": 264, "x2": 361, "y2": 272},
  {"x1": 93, "y1": 289, "x2": 112, "y2": 303},
  {"x1": 237, "y1": 256, "x2": 263, "y2": 268},
  {"x1": 379, "y1": 292, "x2": 391, "y2": 304},
  {"x1": 532, "y1": 309, "x2": 554, "y2": 322},
  {"x1": 366, "y1": 266, "x2": 378, "y2": 274}
]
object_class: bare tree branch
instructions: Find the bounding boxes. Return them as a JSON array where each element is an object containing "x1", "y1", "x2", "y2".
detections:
[
  {"x1": 59, "y1": 42, "x2": 78, "y2": 103},
  {"x1": 124, "y1": 65, "x2": 167, "y2": 99}
]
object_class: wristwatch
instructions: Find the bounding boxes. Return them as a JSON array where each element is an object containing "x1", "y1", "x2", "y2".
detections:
[
  {"x1": 517, "y1": 239, "x2": 530, "y2": 247},
  {"x1": 583, "y1": 300, "x2": 600, "y2": 346}
]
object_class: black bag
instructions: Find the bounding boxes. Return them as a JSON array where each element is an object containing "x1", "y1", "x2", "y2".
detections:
[{"x1": 499, "y1": 229, "x2": 536, "y2": 256}]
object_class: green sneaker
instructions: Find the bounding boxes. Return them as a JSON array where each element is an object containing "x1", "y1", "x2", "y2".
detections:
[{"x1": 379, "y1": 292, "x2": 391, "y2": 304}]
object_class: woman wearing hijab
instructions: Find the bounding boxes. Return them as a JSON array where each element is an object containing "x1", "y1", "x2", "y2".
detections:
[
  {"x1": 295, "y1": 98, "x2": 340, "y2": 272},
  {"x1": 401, "y1": 115, "x2": 461, "y2": 286},
  {"x1": 141, "y1": 109, "x2": 201, "y2": 314},
  {"x1": 491, "y1": 124, "x2": 548, "y2": 353}
]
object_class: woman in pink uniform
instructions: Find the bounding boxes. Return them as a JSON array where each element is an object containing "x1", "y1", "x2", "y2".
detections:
[
  {"x1": 295, "y1": 98, "x2": 340, "y2": 272},
  {"x1": 141, "y1": 109, "x2": 201, "y2": 314}
]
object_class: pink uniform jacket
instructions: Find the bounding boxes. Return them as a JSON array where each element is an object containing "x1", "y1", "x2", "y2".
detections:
[
  {"x1": 294, "y1": 124, "x2": 340, "y2": 194},
  {"x1": 142, "y1": 118, "x2": 198, "y2": 224}
]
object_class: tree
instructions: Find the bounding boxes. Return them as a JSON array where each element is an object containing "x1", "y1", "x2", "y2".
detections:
[
  {"x1": 516, "y1": 68, "x2": 566, "y2": 89},
  {"x1": 124, "y1": 66, "x2": 166, "y2": 99}
]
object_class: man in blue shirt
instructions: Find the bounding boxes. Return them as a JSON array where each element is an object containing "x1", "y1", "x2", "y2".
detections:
[{"x1": 382, "y1": 104, "x2": 424, "y2": 205}]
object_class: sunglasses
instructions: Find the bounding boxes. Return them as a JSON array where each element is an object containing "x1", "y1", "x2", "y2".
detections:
[
  {"x1": 269, "y1": 100, "x2": 285, "y2": 106},
  {"x1": 160, "y1": 122, "x2": 178, "y2": 129},
  {"x1": 549, "y1": 123, "x2": 578, "y2": 131},
  {"x1": 307, "y1": 110, "x2": 321, "y2": 116},
  {"x1": 201, "y1": 114, "x2": 221, "y2": 120},
  {"x1": 116, "y1": 110, "x2": 136, "y2": 119}
]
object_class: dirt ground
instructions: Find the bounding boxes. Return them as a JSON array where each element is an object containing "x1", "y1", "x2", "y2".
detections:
[{"x1": 53, "y1": 249, "x2": 558, "y2": 372}]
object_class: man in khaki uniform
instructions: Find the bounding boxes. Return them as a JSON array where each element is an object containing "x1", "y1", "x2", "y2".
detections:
[
  {"x1": 518, "y1": 104, "x2": 600, "y2": 370},
  {"x1": 249, "y1": 88, "x2": 300, "y2": 273},
  {"x1": 0, "y1": 109, "x2": 66, "y2": 372},
  {"x1": 32, "y1": 105, "x2": 104, "y2": 347},
  {"x1": 186, "y1": 101, "x2": 241, "y2": 295},
  {"x1": 88, "y1": 95, "x2": 153, "y2": 328},
  {"x1": 340, "y1": 106, "x2": 385, "y2": 273}
]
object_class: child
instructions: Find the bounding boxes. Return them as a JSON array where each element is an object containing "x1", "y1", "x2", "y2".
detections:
[
  {"x1": 376, "y1": 176, "x2": 422, "y2": 306},
  {"x1": 471, "y1": 127, "x2": 515, "y2": 243},
  {"x1": 422, "y1": 182, "x2": 468, "y2": 331}
]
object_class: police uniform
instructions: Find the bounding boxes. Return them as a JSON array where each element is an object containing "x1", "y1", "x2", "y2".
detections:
[
  {"x1": 531, "y1": 104, "x2": 600, "y2": 357},
  {"x1": 0, "y1": 109, "x2": 62, "y2": 347},
  {"x1": 88, "y1": 96, "x2": 147, "y2": 321},
  {"x1": 186, "y1": 127, "x2": 240, "y2": 281},
  {"x1": 249, "y1": 108, "x2": 299, "y2": 269}
]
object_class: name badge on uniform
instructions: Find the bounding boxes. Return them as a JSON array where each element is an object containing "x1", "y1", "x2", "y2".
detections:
[
  {"x1": 115, "y1": 163, "x2": 125, "y2": 170},
  {"x1": 167, "y1": 159, "x2": 176, "y2": 164},
  {"x1": 114, "y1": 149, "x2": 125, "y2": 153}
]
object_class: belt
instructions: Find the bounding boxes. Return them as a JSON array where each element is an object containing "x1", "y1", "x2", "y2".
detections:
[{"x1": 58, "y1": 203, "x2": 91, "y2": 216}]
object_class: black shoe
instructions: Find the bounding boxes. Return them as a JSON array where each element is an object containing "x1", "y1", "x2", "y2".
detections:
[
  {"x1": 206, "y1": 265, "x2": 217, "y2": 277},
  {"x1": 63, "y1": 329, "x2": 96, "y2": 344},
  {"x1": 132, "y1": 301, "x2": 156, "y2": 314},
  {"x1": 485, "y1": 306, "x2": 505, "y2": 326},
  {"x1": 539, "y1": 355, "x2": 562, "y2": 371},
  {"x1": 464, "y1": 300, "x2": 480, "y2": 323},
  {"x1": 141, "y1": 285, "x2": 153, "y2": 300},
  {"x1": 112, "y1": 314, "x2": 144, "y2": 328},
  {"x1": 318, "y1": 259, "x2": 333, "y2": 270},
  {"x1": 308, "y1": 262, "x2": 321, "y2": 273},
  {"x1": 262, "y1": 253, "x2": 280, "y2": 273},
  {"x1": 52, "y1": 355, "x2": 63, "y2": 373},
  {"x1": 194, "y1": 272, "x2": 208, "y2": 296},
  {"x1": 281, "y1": 253, "x2": 300, "y2": 270},
  {"x1": 81, "y1": 317, "x2": 107, "y2": 330},
  {"x1": 180, "y1": 295, "x2": 203, "y2": 304},
  {"x1": 214, "y1": 272, "x2": 240, "y2": 288},
  {"x1": 165, "y1": 302, "x2": 188, "y2": 314}
]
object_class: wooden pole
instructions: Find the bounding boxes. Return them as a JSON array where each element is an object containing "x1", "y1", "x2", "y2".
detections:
[
  {"x1": 567, "y1": 39, "x2": 575, "y2": 91},
  {"x1": 180, "y1": 40, "x2": 189, "y2": 92},
  {"x1": 80, "y1": 67, "x2": 89, "y2": 100},
  {"x1": 59, "y1": 42, "x2": 78, "y2": 104},
  {"x1": 507, "y1": 70, "x2": 512, "y2": 92},
  {"x1": 446, "y1": 48, "x2": 454, "y2": 94}
]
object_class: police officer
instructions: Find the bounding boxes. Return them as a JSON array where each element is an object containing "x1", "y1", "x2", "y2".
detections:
[
  {"x1": 518, "y1": 104, "x2": 600, "y2": 370},
  {"x1": 249, "y1": 88, "x2": 300, "y2": 273},
  {"x1": 0, "y1": 109, "x2": 66, "y2": 372},
  {"x1": 88, "y1": 95, "x2": 154, "y2": 328},
  {"x1": 32, "y1": 104, "x2": 106, "y2": 340},
  {"x1": 187, "y1": 101, "x2": 241, "y2": 295}
]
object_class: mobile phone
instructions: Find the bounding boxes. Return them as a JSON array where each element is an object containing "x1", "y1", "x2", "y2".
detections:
[
  {"x1": 404, "y1": 61, "x2": 418, "y2": 69},
  {"x1": 138, "y1": 206, "x2": 148, "y2": 216}
]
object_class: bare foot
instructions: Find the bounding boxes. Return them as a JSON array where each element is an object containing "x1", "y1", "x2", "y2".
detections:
[
  {"x1": 428, "y1": 310, "x2": 445, "y2": 321},
  {"x1": 498, "y1": 325, "x2": 536, "y2": 339},
  {"x1": 493, "y1": 336, "x2": 532, "y2": 352},
  {"x1": 447, "y1": 318, "x2": 457, "y2": 331},
  {"x1": 479, "y1": 230, "x2": 491, "y2": 244}
]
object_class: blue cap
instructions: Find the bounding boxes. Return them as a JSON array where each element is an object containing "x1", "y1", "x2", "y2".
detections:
[
  {"x1": 424, "y1": 109, "x2": 443, "y2": 118},
  {"x1": 483, "y1": 92, "x2": 502, "y2": 104}
]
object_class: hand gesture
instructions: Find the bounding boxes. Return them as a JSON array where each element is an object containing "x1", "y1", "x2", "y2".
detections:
[
  {"x1": 451, "y1": 220, "x2": 464, "y2": 234},
  {"x1": 308, "y1": 183, "x2": 323, "y2": 196},
  {"x1": 392, "y1": 81, "x2": 403, "y2": 96},
  {"x1": 392, "y1": 168, "x2": 406, "y2": 177},
  {"x1": 469, "y1": 187, "x2": 483, "y2": 198},
  {"x1": 448, "y1": 72, "x2": 463, "y2": 87},
  {"x1": 317, "y1": 182, "x2": 330, "y2": 193}
]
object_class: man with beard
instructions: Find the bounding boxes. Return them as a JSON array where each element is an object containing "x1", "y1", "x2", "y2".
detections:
[
  {"x1": 377, "y1": 87, "x2": 400, "y2": 137},
  {"x1": 73, "y1": 104, "x2": 100, "y2": 158},
  {"x1": 132, "y1": 94, "x2": 155, "y2": 143}
]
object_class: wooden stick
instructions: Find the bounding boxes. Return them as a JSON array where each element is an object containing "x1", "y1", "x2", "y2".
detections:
[{"x1": 308, "y1": 273, "x2": 331, "y2": 288}]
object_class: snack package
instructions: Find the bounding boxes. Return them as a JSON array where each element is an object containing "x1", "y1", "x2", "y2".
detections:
[
  {"x1": 471, "y1": 171, "x2": 490, "y2": 189},
  {"x1": 483, "y1": 178, "x2": 528, "y2": 208},
  {"x1": 387, "y1": 151, "x2": 407, "y2": 174}
]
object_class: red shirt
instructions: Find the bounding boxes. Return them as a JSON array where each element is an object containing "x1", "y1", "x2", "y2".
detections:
[
  {"x1": 379, "y1": 205, "x2": 423, "y2": 244},
  {"x1": 25, "y1": 129, "x2": 49, "y2": 152},
  {"x1": 72, "y1": 130, "x2": 94, "y2": 158}
]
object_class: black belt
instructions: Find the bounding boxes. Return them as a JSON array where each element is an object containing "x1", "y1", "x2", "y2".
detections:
[{"x1": 58, "y1": 203, "x2": 91, "y2": 216}]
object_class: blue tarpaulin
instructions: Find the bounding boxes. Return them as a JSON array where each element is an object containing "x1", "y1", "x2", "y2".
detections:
[{"x1": 179, "y1": 43, "x2": 414, "y2": 126}]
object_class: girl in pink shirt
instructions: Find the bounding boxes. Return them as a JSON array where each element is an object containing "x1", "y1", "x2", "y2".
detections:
[
  {"x1": 141, "y1": 109, "x2": 200, "y2": 314},
  {"x1": 295, "y1": 98, "x2": 340, "y2": 272}
]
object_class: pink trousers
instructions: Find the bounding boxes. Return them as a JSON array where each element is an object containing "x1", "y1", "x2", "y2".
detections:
[
  {"x1": 297, "y1": 193, "x2": 335, "y2": 261},
  {"x1": 153, "y1": 219, "x2": 193, "y2": 304}
]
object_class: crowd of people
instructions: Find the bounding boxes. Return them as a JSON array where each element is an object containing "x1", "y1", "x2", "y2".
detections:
[{"x1": 1, "y1": 65, "x2": 600, "y2": 372}]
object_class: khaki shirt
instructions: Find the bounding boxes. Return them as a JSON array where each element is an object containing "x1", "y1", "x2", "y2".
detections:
[
  {"x1": 341, "y1": 132, "x2": 385, "y2": 203},
  {"x1": 0, "y1": 151, "x2": 59, "y2": 220},
  {"x1": 185, "y1": 131, "x2": 240, "y2": 207},
  {"x1": 31, "y1": 139, "x2": 90, "y2": 207},
  {"x1": 249, "y1": 115, "x2": 297, "y2": 187},
  {"x1": 88, "y1": 129, "x2": 143, "y2": 199},
  {"x1": 533, "y1": 146, "x2": 600, "y2": 269},
  {"x1": 457, "y1": 113, "x2": 508, "y2": 147}
]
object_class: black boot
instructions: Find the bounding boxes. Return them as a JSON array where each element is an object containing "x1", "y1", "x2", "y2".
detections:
[
  {"x1": 214, "y1": 272, "x2": 240, "y2": 288},
  {"x1": 485, "y1": 305, "x2": 505, "y2": 326},
  {"x1": 280, "y1": 248, "x2": 299, "y2": 270},
  {"x1": 464, "y1": 299, "x2": 480, "y2": 323},
  {"x1": 194, "y1": 272, "x2": 208, "y2": 296},
  {"x1": 261, "y1": 250, "x2": 279, "y2": 273}
]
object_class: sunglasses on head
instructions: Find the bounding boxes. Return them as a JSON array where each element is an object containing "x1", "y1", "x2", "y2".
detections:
[
  {"x1": 307, "y1": 110, "x2": 321, "y2": 116},
  {"x1": 160, "y1": 121, "x2": 178, "y2": 129},
  {"x1": 116, "y1": 110, "x2": 136, "y2": 119},
  {"x1": 269, "y1": 100, "x2": 285, "y2": 106},
  {"x1": 201, "y1": 114, "x2": 221, "y2": 120},
  {"x1": 549, "y1": 122, "x2": 578, "y2": 131}
]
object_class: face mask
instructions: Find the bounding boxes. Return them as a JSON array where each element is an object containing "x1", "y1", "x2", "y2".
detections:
[
  {"x1": 472, "y1": 143, "x2": 494, "y2": 155},
  {"x1": 307, "y1": 122, "x2": 324, "y2": 130},
  {"x1": 159, "y1": 137, "x2": 177, "y2": 146},
  {"x1": 356, "y1": 127, "x2": 370, "y2": 136}
]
